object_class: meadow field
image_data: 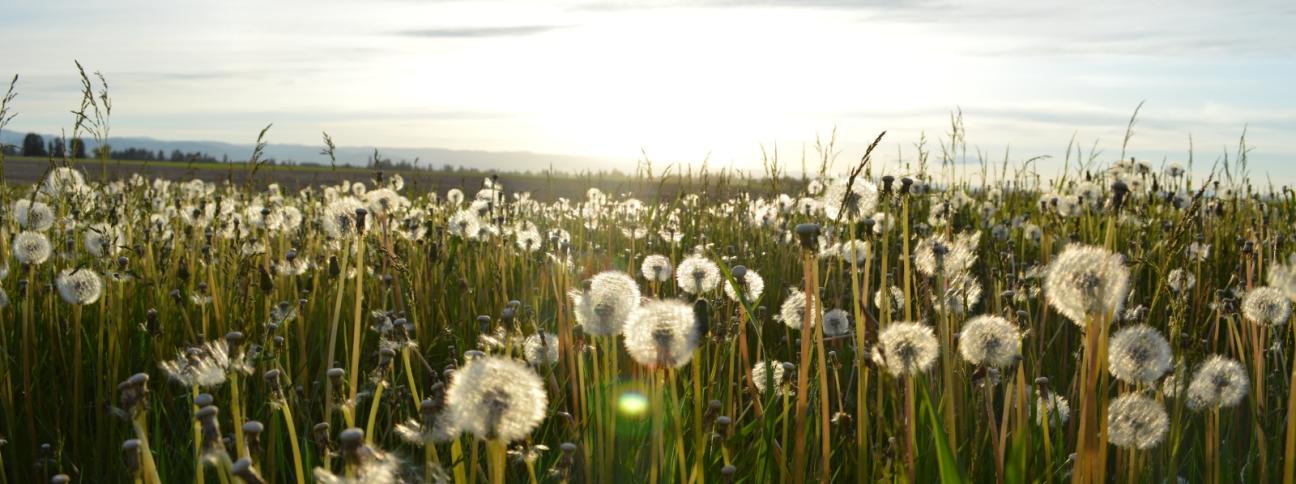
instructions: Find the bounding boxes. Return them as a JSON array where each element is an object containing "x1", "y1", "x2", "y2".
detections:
[{"x1": 0, "y1": 131, "x2": 1291, "y2": 484}]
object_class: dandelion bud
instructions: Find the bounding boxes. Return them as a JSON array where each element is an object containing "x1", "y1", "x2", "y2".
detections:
[
  {"x1": 477, "y1": 315, "x2": 492, "y2": 334},
  {"x1": 338, "y1": 428, "x2": 366, "y2": 463},
  {"x1": 721, "y1": 465, "x2": 738, "y2": 481},
  {"x1": 117, "y1": 256, "x2": 129, "y2": 269},
  {"x1": 693, "y1": 299, "x2": 710, "y2": 336},
  {"x1": 51, "y1": 474, "x2": 70, "y2": 484},
  {"x1": 881, "y1": 175, "x2": 895, "y2": 193},
  {"x1": 312, "y1": 422, "x2": 333, "y2": 451},
  {"x1": 354, "y1": 208, "x2": 368, "y2": 232},
  {"x1": 794, "y1": 223, "x2": 820, "y2": 250},
  {"x1": 231, "y1": 458, "x2": 266, "y2": 484},
  {"x1": 378, "y1": 348, "x2": 396, "y2": 369},
  {"x1": 195, "y1": 393, "x2": 215, "y2": 407},
  {"x1": 169, "y1": 289, "x2": 182, "y2": 303},
  {"x1": 1111, "y1": 180, "x2": 1129, "y2": 210},
  {"x1": 243, "y1": 421, "x2": 265, "y2": 455},
  {"x1": 197, "y1": 406, "x2": 222, "y2": 449},
  {"x1": 715, "y1": 415, "x2": 731, "y2": 427},
  {"x1": 264, "y1": 369, "x2": 282, "y2": 392},
  {"x1": 225, "y1": 331, "x2": 245, "y2": 356},
  {"x1": 328, "y1": 256, "x2": 340, "y2": 276},
  {"x1": 122, "y1": 439, "x2": 142, "y2": 474},
  {"x1": 900, "y1": 177, "x2": 913, "y2": 194}
]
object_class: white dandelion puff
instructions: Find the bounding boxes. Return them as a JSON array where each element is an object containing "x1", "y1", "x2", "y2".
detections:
[
  {"x1": 778, "y1": 289, "x2": 823, "y2": 331},
  {"x1": 722, "y1": 268, "x2": 765, "y2": 302},
  {"x1": 675, "y1": 255, "x2": 720, "y2": 294},
  {"x1": 1106, "y1": 393, "x2": 1169, "y2": 450},
  {"x1": 570, "y1": 271, "x2": 640, "y2": 336},
  {"x1": 1035, "y1": 393, "x2": 1070, "y2": 427},
  {"x1": 623, "y1": 299, "x2": 700, "y2": 369},
  {"x1": 751, "y1": 361, "x2": 790, "y2": 395},
  {"x1": 957, "y1": 315, "x2": 1021, "y2": 368},
  {"x1": 443, "y1": 356, "x2": 547, "y2": 442},
  {"x1": 13, "y1": 231, "x2": 53, "y2": 265},
  {"x1": 1106, "y1": 324, "x2": 1173, "y2": 384},
  {"x1": 56, "y1": 268, "x2": 103, "y2": 305},
  {"x1": 822, "y1": 309, "x2": 851, "y2": 337},
  {"x1": 523, "y1": 332, "x2": 560, "y2": 366},
  {"x1": 640, "y1": 254, "x2": 673, "y2": 282},
  {"x1": 877, "y1": 322, "x2": 939, "y2": 376},
  {"x1": 1186, "y1": 355, "x2": 1249, "y2": 411},
  {"x1": 1043, "y1": 244, "x2": 1131, "y2": 328},
  {"x1": 1242, "y1": 286, "x2": 1290, "y2": 325}
]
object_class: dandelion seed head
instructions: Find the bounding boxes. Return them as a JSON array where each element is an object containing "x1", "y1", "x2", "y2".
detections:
[
  {"x1": 877, "y1": 322, "x2": 939, "y2": 376},
  {"x1": 1242, "y1": 286, "x2": 1290, "y2": 325},
  {"x1": 1043, "y1": 244, "x2": 1130, "y2": 328},
  {"x1": 1186, "y1": 355, "x2": 1249, "y2": 411},
  {"x1": 1106, "y1": 393, "x2": 1169, "y2": 450},
  {"x1": 571, "y1": 271, "x2": 640, "y2": 336},
  {"x1": 675, "y1": 255, "x2": 720, "y2": 294},
  {"x1": 822, "y1": 309, "x2": 851, "y2": 337},
  {"x1": 623, "y1": 299, "x2": 699, "y2": 369},
  {"x1": 640, "y1": 254, "x2": 673, "y2": 282},
  {"x1": 13, "y1": 231, "x2": 52, "y2": 265},
  {"x1": 1035, "y1": 393, "x2": 1070, "y2": 427},
  {"x1": 751, "y1": 360, "x2": 789, "y2": 395},
  {"x1": 821, "y1": 178, "x2": 879, "y2": 221},
  {"x1": 778, "y1": 289, "x2": 822, "y2": 331},
  {"x1": 723, "y1": 267, "x2": 764, "y2": 302},
  {"x1": 523, "y1": 332, "x2": 560, "y2": 366},
  {"x1": 443, "y1": 356, "x2": 547, "y2": 442},
  {"x1": 1107, "y1": 324, "x2": 1173, "y2": 384},
  {"x1": 958, "y1": 315, "x2": 1021, "y2": 368},
  {"x1": 1167, "y1": 268, "x2": 1196, "y2": 293},
  {"x1": 56, "y1": 268, "x2": 103, "y2": 305},
  {"x1": 13, "y1": 199, "x2": 55, "y2": 231}
]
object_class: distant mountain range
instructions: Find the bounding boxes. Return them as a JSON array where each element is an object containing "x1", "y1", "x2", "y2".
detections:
[{"x1": 0, "y1": 130, "x2": 620, "y2": 173}]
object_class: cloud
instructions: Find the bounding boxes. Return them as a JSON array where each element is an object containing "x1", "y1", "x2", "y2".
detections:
[{"x1": 392, "y1": 25, "x2": 567, "y2": 38}]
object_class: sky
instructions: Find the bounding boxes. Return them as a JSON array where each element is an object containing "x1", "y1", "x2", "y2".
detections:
[{"x1": 2, "y1": 0, "x2": 1294, "y2": 182}]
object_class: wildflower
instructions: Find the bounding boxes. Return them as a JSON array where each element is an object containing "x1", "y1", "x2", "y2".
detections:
[
  {"x1": 623, "y1": 299, "x2": 700, "y2": 369},
  {"x1": 874, "y1": 286, "x2": 904, "y2": 313},
  {"x1": 13, "y1": 199, "x2": 55, "y2": 231},
  {"x1": 822, "y1": 309, "x2": 851, "y2": 337},
  {"x1": 13, "y1": 231, "x2": 52, "y2": 265},
  {"x1": 1186, "y1": 241, "x2": 1210, "y2": 261},
  {"x1": 442, "y1": 356, "x2": 547, "y2": 442},
  {"x1": 570, "y1": 271, "x2": 640, "y2": 336},
  {"x1": 957, "y1": 315, "x2": 1021, "y2": 368},
  {"x1": 1106, "y1": 393, "x2": 1169, "y2": 450},
  {"x1": 1043, "y1": 244, "x2": 1130, "y2": 327},
  {"x1": 640, "y1": 254, "x2": 673, "y2": 282},
  {"x1": 447, "y1": 210, "x2": 481, "y2": 239},
  {"x1": 1186, "y1": 355, "x2": 1249, "y2": 411},
  {"x1": 1107, "y1": 324, "x2": 1173, "y2": 384},
  {"x1": 523, "y1": 332, "x2": 560, "y2": 366},
  {"x1": 1266, "y1": 255, "x2": 1296, "y2": 300},
  {"x1": 914, "y1": 232, "x2": 979, "y2": 277},
  {"x1": 821, "y1": 177, "x2": 879, "y2": 221},
  {"x1": 364, "y1": 187, "x2": 409, "y2": 216},
  {"x1": 751, "y1": 361, "x2": 789, "y2": 395},
  {"x1": 446, "y1": 188, "x2": 465, "y2": 205},
  {"x1": 56, "y1": 268, "x2": 103, "y2": 305},
  {"x1": 1035, "y1": 393, "x2": 1070, "y2": 427},
  {"x1": 838, "y1": 240, "x2": 870, "y2": 265},
  {"x1": 675, "y1": 255, "x2": 720, "y2": 294},
  {"x1": 877, "y1": 322, "x2": 939, "y2": 376},
  {"x1": 778, "y1": 289, "x2": 822, "y2": 331},
  {"x1": 314, "y1": 429, "x2": 402, "y2": 484},
  {"x1": 159, "y1": 340, "x2": 250, "y2": 388},
  {"x1": 1167, "y1": 269, "x2": 1196, "y2": 293},
  {"x1": 321, "y1": 197, "x2": 365, "y2": 239},
  {"x1": 722, "y1": 266, "x2": 765, "y2": 302},
  {"x1": 515, "y1": 228, "x2": 543, "y2": 252},
  {"x1": 84, "y1": 222, "x2": 125, "y2": 258},
  {"x1": 1241, "y1": 286, "x2": 1290, "y2": 325}
]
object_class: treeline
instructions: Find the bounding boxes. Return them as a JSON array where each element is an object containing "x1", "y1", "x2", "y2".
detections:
[{"x1": 10, "y1": 133, "x2": 221, "y2": 163}]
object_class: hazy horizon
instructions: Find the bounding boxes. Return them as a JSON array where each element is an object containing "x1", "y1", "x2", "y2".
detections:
[{"x1": 3, "y1": 0, "x2": 1293, "y2": 181}]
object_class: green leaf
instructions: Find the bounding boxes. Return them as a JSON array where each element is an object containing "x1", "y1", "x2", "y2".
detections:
[{"x1": 920, "y1": 383, "x2": 965, "y2": 484}]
